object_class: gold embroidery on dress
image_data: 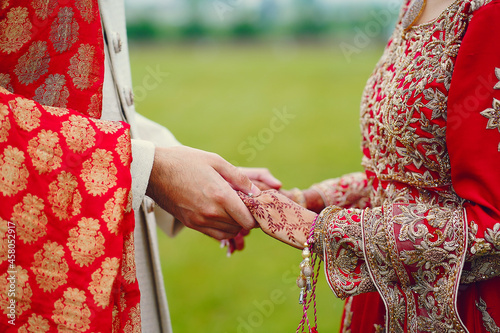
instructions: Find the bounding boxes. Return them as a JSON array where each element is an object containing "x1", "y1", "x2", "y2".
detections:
[
  {"x1": 0, "y1": 266, "x2": 33, "y2": 317},
  {"x1": 12, "y1": 193, "x2": 48, "y2": 244},
  {"x1": 48, "y1": 171, "x2": 82, "y2": 221},
  {"x1": 68, "y1": 44, "x2": 98, "y2": 90},
  {"x1": 88, "y1": 89, "x2": 102, "y2": 118},
  {"x1": 27, "y1": 129, "x2": 63, "y2": 174},
  {"x1": 61, "y1": 114, "x2": 96, "y2": 153},
  {"x1": 341, "y1": 296, "x2": 353, "y2": 333},
  {"x1": 31, "y1": 241, "x2": 69, "y2": 292},
  {"x1": 475, "y1": 297, "x2": 500, "y2": 333},
  {"x1": 480, "y1": 97, "x2": 500, "y2": 151},
  {"x1": 31, "y1": 0, "x2": 59, "y2": 20},
  {"x1": 45, "y1": 105, "x2": 69, "y2": 117},
  {"x1": 103, "y1": 188, "x2": 128, "y2": 235},
  {"x1": 18, "y1": 313, "x2": 50, "y2": 333},
  {"x1": 89, "y1": 257, "x2": 120, "y2": 308},
  {"x1": 33, "y1": 74, "x2": 70, "y2": 108},
  {"x1": 112, "y1": 305, "x2": 120, "y2": 332},
  {"x1": 495, "y1": 68, "x2": 500, "y2": 90},
  {"x1": 0, "y1": 145, "x2": 29, "y2": 196},
  {"x1": 67, "y1": 217, "x2": 105, "y2": 267},
  {"x1": 14, "y1": 41, "x2": 50, "y2": 86},
  {"x1": 0, "y1": 7, "x2": 32, "y2": 54},
  {"x1": 9, "y1": 96, "x2": 41, "y2": 132},
  {"x1": 93, "y1": 118, "x2": 123, "y2": 134},
  {"x1": 123, "y1": 304, "x2": 141, "y2": 333},
  {"x1": 81, "y1": 148, "x2": 118, "y2": 196},
  {"x1": 49, "y1": 7, "x2": 79, "y2": 53},
  {"x1": 0, "y1": 217, "x2": 8, "y2": 263},
  {"x1": 75, "y1": 0, "x2": 96, "y2": 23},
  {"x1": 0, "y1": 73, "x2": 13, "y2": 92},
  {"x1": 0, "y1": 102, "x2": 11, "y2": 142},
  {"x1": 116, "y1": 131, "x2": 131, "y2": 166},
  {"x1": 121, "y1": 232, "x2": 137, "y2": 284},
  {"x1": 52, "y1": 288, "x2": 91, "y2": 332}
]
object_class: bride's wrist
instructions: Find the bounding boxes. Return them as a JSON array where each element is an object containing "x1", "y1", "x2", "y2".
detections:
[{"x1": 303, "y1": 189, "x2": 326, "y2": 213}]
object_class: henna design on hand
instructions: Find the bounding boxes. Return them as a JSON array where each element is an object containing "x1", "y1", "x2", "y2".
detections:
[{"x1": 239, "y1": 190, "x2": 317, "y2": 248}]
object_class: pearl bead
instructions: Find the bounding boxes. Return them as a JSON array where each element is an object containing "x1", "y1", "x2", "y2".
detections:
[
  {"x1": 296, "y1": 276, "x2": 307, "y2": 289},
  {"x1": 302, "y1": 248, "x2": 311, "y2": 259},
  {"x1": 302, "y1": 265, "x2": 313, "y2": 278}
]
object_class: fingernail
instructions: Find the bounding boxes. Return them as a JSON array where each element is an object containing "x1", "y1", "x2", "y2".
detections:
[{"x1": 249, "y1": 184, "x2": 261, "y2": 196}]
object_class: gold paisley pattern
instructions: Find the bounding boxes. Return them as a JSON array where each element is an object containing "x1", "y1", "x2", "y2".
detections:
[
  {"x1": 67, "y1": 217, "x2": 105, "y2": 267},
  {"x1": 0, "y1": 266, "x2": 33, "y2": 317},
  {"x1": 103, "y1": 188, "x2": 128, "y2": 235},
  {"x1": 31, "y1": 241, "x2": 69, "y2": 292},
  {"x1": 14, "y1": 41, "x2": 50, "y2": 86},
  {"x1": 89, "y1": 257, "x2": 120, "y2": 308},
  {"x1": 13, "y1": 193, "x2": 48, "y2": 244},
  {"x1": 0, "y1": 102, "x2": 11, "y2": 142},
  {"x1": 33, "y1": 74, "x2": 70, "y2": 108},
  {"x1": 31, "y1": 0, "x2": 58, "y2": 20},
  {"x1": 9, "y1": 96, "x2": 41, "y2": 132},
  {"x1": 0, "y1": 6, "x2": 32, "y2": 54},
  {"x1": 0, "y1": 217, "x2": 8, "y2": 263},
  {"x1": 0, "y1": 73, "x2": 13, "y2": 92},
  {"x1": 116, "y1": 131, "x2": 131, "y2": 166},
  {"x1": 52, "y1": 288, "x2": 91, "y2": 332},
  {"x1": 0, "y1": 145, "x2": 29, "y2": 196},
  {"x1": 81, "y1": 148, "x2": 118, "y2": 196},
  {"x1": 61, "y1": 114, "x2": 96, "y2": 153},
  {"x1": 50, "y1": 7, "x2": 79, "y2": 53},
  {"x1": 18, "y1": 313, "x2": 50, "y2": 333},
  {"x1": 93, "y1": 118, "x2": 123, "y2": 134},
  {"x1": 75, "y1": 0, "x2": 96, "y2": 23},
  {"x1": 121, "y1": 232, "x2": 137, "y2": 284},
  {"x1": 68, "y1": 44, "x2": 97, "y2": 90},
  {"x1": 27, "y1": 129, "x2": 63, "y2": 174},
  {"x1": 123, "y1": 304, "x2": 141, "y2": 333},
  {"x1": 48, "y1": 171, "x2": 82, "y2": 220}
]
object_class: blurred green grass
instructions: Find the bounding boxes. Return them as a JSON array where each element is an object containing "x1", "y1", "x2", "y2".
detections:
[{"x1": 129, "y1": 42, "x2": 383, "y2": 333}]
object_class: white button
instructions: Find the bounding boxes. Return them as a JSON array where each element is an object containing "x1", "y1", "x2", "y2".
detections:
[{"x1": 112, "y1": 32, "x2": 122, "y2": 53}]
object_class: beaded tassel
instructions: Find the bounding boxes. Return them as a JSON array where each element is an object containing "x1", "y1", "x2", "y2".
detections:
[{"x1": 296, "y1": 217, "x2": 320, "y2": 333}]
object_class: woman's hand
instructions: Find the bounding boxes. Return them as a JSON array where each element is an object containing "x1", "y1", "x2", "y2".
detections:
[{"x1": 239, "y1": 190, "x2": 318, "y2": 249}]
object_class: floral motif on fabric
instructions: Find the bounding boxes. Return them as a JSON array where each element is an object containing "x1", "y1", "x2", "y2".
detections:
[
  {"x1": 67, "y1": 217, "x2": 105, "y2": 267},
  {"x1": 51, "y1": 288, "x2": 91, "y2": 332},
  {"x1": 31, "y1": 241, "x2": 69, "y2": 292},
  {"x1": 0, "y1": 7, "x2": 32, "y2": 54},
  {"x1": 81, "y1": 148, "x2": 118, "y2": 196},
  {"x1": 50, "y1": 7, "x2": 79, "y2": 53},
  {"x1": 33, "y1": 74, "x2": 70, "y2": 108},
  {"x1": 48, "y1": 171, "x2": 82, "y2": 220},
  {"x1": 27, "y1": 129, "x2": 63, "y2": 174},
  {"x1": 14, "y1": 41, "x2": 50, "y2": 86},
  {"x1": 89, "y1": 257, "x2": 120, "y2": 308}
]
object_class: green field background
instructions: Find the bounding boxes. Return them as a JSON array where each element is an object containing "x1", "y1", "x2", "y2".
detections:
[{"x1": 129, "y1": 42, "x2": 383, "y2": 333}]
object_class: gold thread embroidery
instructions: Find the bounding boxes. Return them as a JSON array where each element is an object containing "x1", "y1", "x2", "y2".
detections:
[
  {"x1": 13, "y1": 193, "x2": 48, "y2": 244},
  {"x1": 88, "y1": 90, "x2": 102, "y2": 118},
  {"x1": 121, "y1": 232, "x2": 137, "y2": 284},
  {"x1": 475, "y1": 297, "x2": 500, "y2": 333},
  {"x1": 0, "y1": 73, "x2": 13, "y2": 92},
  {"x1": 49, "y1": 7, "x2": 79, "y2": 53},
  {"x1": 0, "y1": 266, "x2": 32, "y2": 317},
  {"x1": 0, "y1": 7, "x2": 32, "y2": 54},
  {"x1": 52, "y1": 288, "x2": 91, "y2": 332},
  {"x1": 18, "y1": 313, "x2": 50, "y2": 333},
  {"x1": 81, "y1": 149, "x2": 118, "y2": 196},
  {"x1": 116, "y1": 131, "x2": 131, "y2": 166},
  {"x1": 495, "y1": 68, "x2": 500, "y2": 90},
  {"x1": 45, "y1": 105, "x2": 69, "y2": 117},
  {"x1": 9, "y1": 97, "x2": 41, "y2": 132},
  {"x1": 0, "y1": 146, "x2": 29, "y2": 196},
  {"x1": 14, "y1": 41, "x2": 50, "y2": 85},
  {"x1": 31, "y1": 241, "x2": 69, "y2": 292},
  {"x1": 123, "y1": 304, "x2": 141, "y2": 333},
  {"x1": 33, "y1": 74, "x2": 70, "y2": 108},
  {"x1": 48, "y1": 171, "x2": 82, "y2": 221},
  {"x1": 102, "y1": 188, "x2": 128, "y2": 235},
  {"x1": 92, "y1": 118, "x2": 123, "y2": 134},
  {"x1": 0, "y1": 102, "x2": 11, "y2": 142},
  {"x1": 68, "y1": 44, "x2": 98, "y2": 90},
  {"x1": 67, "y1": 217, "x2": 105, "y2": 267},
  {"x1": 75, "y1": 0, "x2": 96, "y2": 23},
  {"x1": 89, "y1": 257, "x2": 120, "y2": 308},
  {"x1": 27, "y1": 129, "x2": 63, "y2": 174},
  {"x1": 31, "y1": 0, "x2": 59, "y2": 20},
  {"x1": 61, "y1": 114, "x2": 96, "y2": 153}
]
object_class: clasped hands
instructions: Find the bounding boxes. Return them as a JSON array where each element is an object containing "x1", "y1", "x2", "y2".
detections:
[{"x1": 146, "y1": 146, "x2": 317, "y2": 250}]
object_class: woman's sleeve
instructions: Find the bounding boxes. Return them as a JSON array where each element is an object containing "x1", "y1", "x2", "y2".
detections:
[
  {"x1": 312, "y1": 2, "x2": 500, "y2": 331},
  {"x1": 310, "y1": 172, "x2": 371, "y2": 209}
]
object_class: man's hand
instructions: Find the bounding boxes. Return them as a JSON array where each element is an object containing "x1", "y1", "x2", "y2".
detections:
[
  {"x1": 239, "y1": 167, "x2": 282, "y2": 191},
  {"x1": 146, "y1": 146, "x2": 261, "y2": 240}
]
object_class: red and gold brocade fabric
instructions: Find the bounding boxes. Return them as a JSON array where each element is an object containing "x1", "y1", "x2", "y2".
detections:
[
  {"x1": 311, "y1": 0, "x2": 500, "y2": 332},
  {"x1": 0, "y1": 1, "x2": 141, "y2": 332}
]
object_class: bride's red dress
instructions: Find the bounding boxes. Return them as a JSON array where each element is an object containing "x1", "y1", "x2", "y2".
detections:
[{"x1": 311, "y1": 0, "x2": 500, "y2": 331}]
